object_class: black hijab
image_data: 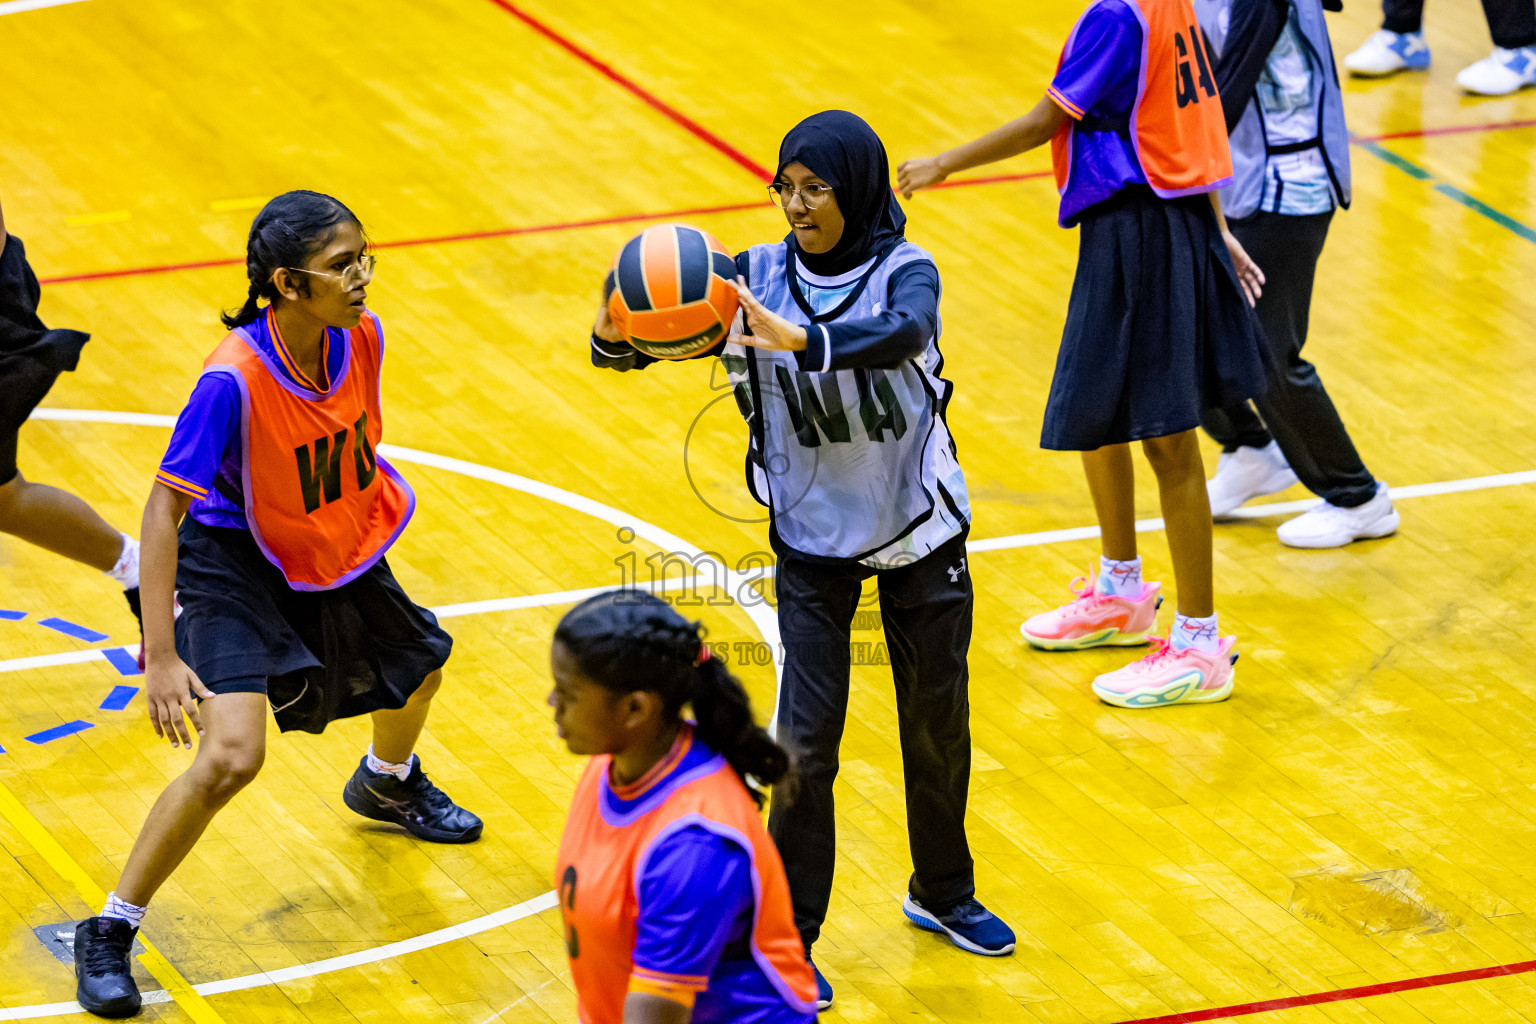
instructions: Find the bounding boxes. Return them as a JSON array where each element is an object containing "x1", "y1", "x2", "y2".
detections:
[{"x1": 776, "y1": 110, "x2": 907, "y2": 277}]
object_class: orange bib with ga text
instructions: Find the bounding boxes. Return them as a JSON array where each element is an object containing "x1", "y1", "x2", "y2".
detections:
[{"x1": 1052, "y1": 0, "x2": 1234, "y2": 200}]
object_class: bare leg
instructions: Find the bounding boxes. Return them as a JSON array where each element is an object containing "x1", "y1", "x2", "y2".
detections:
[
  {"x1": 0, "y1": 472, "x2": 125, "y2": 572},
  {"x1": 115, "y1": 692, "x2": 268, "y2": 906},
  {"x1": 1141, "y1": 431, "x2": 1214, "y2": 617},
  {"x1": 1081, "y1": 443, "x2": 1138, "y2": 562},
  {"x1": 370, "y1": 670, "x2": 442, "y2": 763}
]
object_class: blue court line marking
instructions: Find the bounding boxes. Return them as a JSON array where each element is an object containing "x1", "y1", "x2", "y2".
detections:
[
  {"x1": 101, "y1": 647, "x2": 142, "y2": 677},
  {"x1": 0, "y1": 609, "x2": 25, "y2": 620},
  {"x1": 99, "y1": 685, "x2": 139, "y2": 710},
  {"x1": 36, "y1": 617, "x2": 109, "y2": 643},
  {"x1": 25, "y1": 720, "x2": 93, "y2": 744},
  {"x1": 1354, "y1": 138, "x2": 1536, "y2": 243}
]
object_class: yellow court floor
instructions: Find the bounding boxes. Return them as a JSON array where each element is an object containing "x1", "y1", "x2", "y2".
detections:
[{"x1": 1, "y1": 0, "x2": 1535, "y2": 1021}]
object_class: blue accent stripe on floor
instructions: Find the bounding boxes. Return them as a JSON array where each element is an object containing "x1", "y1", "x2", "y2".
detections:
[
  {"x1": 100, "y1": 685, "x2": 139, "y2": 710},
  {"x1": 36, "y1": 618, "x2": 109, "y2": 643},
  {"x1": 1354, "y1": 138, "x2": 1536, "y2": 244},
  {"x1": 25, "y1": 720, "x2": 94, "y2": 744},
  {"x1": 1355, "y1": 140, "x2": 1435, "y2": 180},
  {"x1": 0, "y1": 609, "x2": 25, "y2": 620},
  {"x1": 101, "y1": 647, "x2": 143, "y2": 676},
  {"x1": 1433, "y1": 184, "x2": 1536, "y2": 244}
]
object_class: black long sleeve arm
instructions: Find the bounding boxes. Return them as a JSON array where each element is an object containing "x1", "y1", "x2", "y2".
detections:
[
  {"x1": 1213, "y1": 0, "x2": 1290, "y2": 133},
  {"x1": 794, "y1": 261, "x2": 940, "y2": 373}
]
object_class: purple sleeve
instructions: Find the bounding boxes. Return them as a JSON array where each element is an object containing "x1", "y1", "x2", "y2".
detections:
[
  {"x1": 154, "y1": 372, "x2": 240, "y2": 500},
  {"x1": 632, "y1": 825, "x2": 755, "y2": 991},
  {"x1": 1049, "y1": 0, "x2": 1144, "y2": 120}
]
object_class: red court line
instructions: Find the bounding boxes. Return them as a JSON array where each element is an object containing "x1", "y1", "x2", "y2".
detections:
[
  {"x1": 1356, "y1": 117, "x2": 1536, "y2": 143},
  {"x1": 30, "y1": 112, "x2": 1533, "y2": 288},
  {"x1": 36, "y1": 202, "x2": 770, "y2": 284},
  {"x1": 479, "y1": 0, "x2": 770, "y2": 181},
  {"x1": 1111, "y1": 958, "x2": 1536, "y2": 1024}
]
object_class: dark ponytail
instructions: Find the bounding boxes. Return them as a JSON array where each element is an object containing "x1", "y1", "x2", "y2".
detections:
[
  {"x1": 554, "y1": 591, "x2": 794, "y2": 807},
  {"x1": 221, "y1": 190, "x2": 362, "y2": 329}
]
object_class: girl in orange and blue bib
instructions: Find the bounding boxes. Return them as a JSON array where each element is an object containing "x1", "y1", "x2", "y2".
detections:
[
  {"x1": 550, "y1": 591, "x2": 818, "y2": 1024},
  {"x1": 72, "y1": 192, "x2": 481, "y2": 1019},
  {"x1": 899, "y1": 0, "x2": 1270, "y2": 710}
]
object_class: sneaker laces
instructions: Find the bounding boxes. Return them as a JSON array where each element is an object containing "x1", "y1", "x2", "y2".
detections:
[
  {"x1": 1131, "y1": 635, "x2": 1177, "y2": 672},
  {"x1": 400, "y1": 766, "x2": 456, "y2": 814},
  {"x1": 81, "y1": 927, "x2": 133, "y2": 976},
  {"x1": 941, "y1": 897, "x2": 992, "y2": 924},
  {"x1": 1064, "y1": 573, "x2": 1112, "y2": 611}
]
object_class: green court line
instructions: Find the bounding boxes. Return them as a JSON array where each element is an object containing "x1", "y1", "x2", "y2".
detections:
[{"x1": 1353, "y1": 138, "x2": 1536, "y2": 243}]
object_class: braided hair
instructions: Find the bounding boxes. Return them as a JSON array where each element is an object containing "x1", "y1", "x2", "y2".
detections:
[
  {"x1": 554, "y1": 591, "x2": 794, "y2": 807},
  {"x1": 221, "y1": 190, "x2": 361, "y2": 329}
]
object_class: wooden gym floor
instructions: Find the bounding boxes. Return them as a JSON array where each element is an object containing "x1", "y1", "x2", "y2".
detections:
[{"x1": 1, "y1": 0, "x2": 1535, "y2": 1020}]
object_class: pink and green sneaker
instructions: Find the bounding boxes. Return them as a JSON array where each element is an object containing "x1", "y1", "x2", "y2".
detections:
[
  {"x1": 1020, "y1": 571, "x2": 1162, "y2": 650},
  {"x1": 1091, "y1": 635, "x2": 1237, "y2": 708}
]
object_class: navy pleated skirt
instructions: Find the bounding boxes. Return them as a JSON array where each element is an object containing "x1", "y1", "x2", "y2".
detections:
[
  {"x1": 175, "y1": 518, "x2": 452, "y2": 734},
  {"x1": 1041, "y1": 185, "x2": 1269, "y2": 452}
]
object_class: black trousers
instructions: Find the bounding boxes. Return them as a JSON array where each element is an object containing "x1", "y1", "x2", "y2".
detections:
[
  {"x1": 1383, "y1": 0, "x2": 1536, "y2": 48},
  {"x1": 1199, "y1": 210, "x2": 1378, "y2": 509},
  {"x1": 767, "y1": 528, "x2": 975, "y2": 953}
]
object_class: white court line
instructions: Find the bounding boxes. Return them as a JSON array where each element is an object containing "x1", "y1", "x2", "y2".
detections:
[
  {"x1": 0, "y1": 0, "x2": 92, "y2": 16},
  {"x1": 4, "y1": 464, "x2": 1536, "y2": 676}
]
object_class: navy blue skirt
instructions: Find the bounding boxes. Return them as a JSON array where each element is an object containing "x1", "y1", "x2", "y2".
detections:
[
  {"x1": 0, "y1": 235, "x2": 89, "y2": 484},
  {"x1": 174, "y1": 518, "x2": 452, "y2": 734},
  {"x1": 1041, "y1": 186, "x2": 1269, "y2": 451}
]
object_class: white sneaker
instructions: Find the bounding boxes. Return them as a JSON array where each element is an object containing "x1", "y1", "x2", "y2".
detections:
[
  {"x1": 1277, "y1": 482, "x2": 1399, "y2": 549},
  {"x1": 1343, "y1": 30, "x2": 1431, "y2": 77},
  {"x1": 1456, "y1": 47, "x2": 1536, "y2": 95},
  {"x1": 1207, "y1": 441, "x2": 1299, "y2": 518}
]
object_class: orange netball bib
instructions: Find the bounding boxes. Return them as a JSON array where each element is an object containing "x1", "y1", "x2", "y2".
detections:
[
  {"x1": 555, "y1": 733, "x2": 817, "y2": 1024},
  {"x1": 1053, "y1": 0, "x2": 1233, "y2": 199},
  {"x1": 200, "y1": 310, "x2": 414, "y2": 590}
]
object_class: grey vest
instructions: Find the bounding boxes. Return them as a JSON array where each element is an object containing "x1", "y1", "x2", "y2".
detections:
[
  {"x1": 1196, "y1": 0, "x2": 1352, "y2": 219},
  {"x1": 721, "y1": 241, "x2": 968, "y2": 562}
]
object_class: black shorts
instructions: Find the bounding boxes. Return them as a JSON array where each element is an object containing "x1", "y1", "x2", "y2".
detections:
[
  {"x1": 174, "y1": 517, "x2": 453, "y2": 734},
  {"x1": 0, "y1": 235, "x2": 89, "y2": 486}
]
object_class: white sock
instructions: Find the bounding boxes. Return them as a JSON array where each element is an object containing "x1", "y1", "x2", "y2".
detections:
[
  {"x1": 107, "y1": 534, "x2": 139, "y2": 590},
  {"x1": 101, "y1": 892, "x2": 146, "y2": 929},
  {"x1": 1096, "y1": 556, "x2": 1142, "y2": 598},
  {"x1": 366, "y1": 745, "x2": 414, "y2": 781},
  {"x1": 1172, "y1": 613, "x2": 1220, "y2": 653}
]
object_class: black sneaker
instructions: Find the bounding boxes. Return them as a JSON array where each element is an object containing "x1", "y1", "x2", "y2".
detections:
[
  {"x1": 342, "y1": 756, "x2": 483, "y2": 843},
  {"x1": 74, "y1": 916, "x2": 141, "y2": 1018},
  {"x1": 123, "y1": 588, "x2": 145, "y2": 671}
]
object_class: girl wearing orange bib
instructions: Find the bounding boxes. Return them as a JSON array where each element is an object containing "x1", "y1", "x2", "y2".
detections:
[
  {"x1": 550, "y1": 592, "x2": 817, "y2": 1024},
  {"x1": 72, "y1": 192, "x2": 481, "y2": 1019},
  {"x1": 899, "y1": 0, "x2": 1270, "y2": 709}
]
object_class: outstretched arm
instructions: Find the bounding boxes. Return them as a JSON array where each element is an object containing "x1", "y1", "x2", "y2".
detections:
[
  {"x1": 0, "y1": 196, "x2": 7, "y2": 257},
  {"x1": 897, "y1": 95, "x2": 1069, "y2": 198}
]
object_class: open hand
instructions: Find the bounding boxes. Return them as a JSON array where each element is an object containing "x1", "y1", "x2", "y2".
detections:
[
  {"x1": 728, "y1": 278, "x2": 808, "y2": 352},
  {"x1": 144, "y1": 655, "x2": 214, "y2": 749},
  {"x1": 1222, "y1": 231, "x2": 1265, "y2": 307},
  {"x1": 896, "y1": 156, "x2": 948, "y2": 199}
]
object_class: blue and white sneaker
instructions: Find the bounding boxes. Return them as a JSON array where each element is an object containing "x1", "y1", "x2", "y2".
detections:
[
  {"x1": 809, "y1": 961, "x2": 833, "y2": 1012},
  {"x1": 1343, "y1": 30, "x2": 1430, "y2": 76},
  {"x1": 901, "y1": 895, "x2": 1016, "y2": 956},
  {"x1": 1457, "y1": 46, "x2": 1536, "y2": 95}
]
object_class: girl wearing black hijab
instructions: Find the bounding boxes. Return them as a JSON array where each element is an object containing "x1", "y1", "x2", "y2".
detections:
[{"x1": 591, "y1": 110, "x2": 1015, "y2": 1008}]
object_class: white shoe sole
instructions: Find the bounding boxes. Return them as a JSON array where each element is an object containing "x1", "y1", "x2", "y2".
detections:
[
  {"x1": 901, "y1": 895, "x2": 1015, "y2": 956},
  {"x1": 1278, "y1": 508, "x2": 1400, "y2": 549}
]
